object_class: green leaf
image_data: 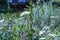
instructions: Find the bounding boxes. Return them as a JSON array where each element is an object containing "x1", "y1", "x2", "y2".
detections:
[{"x1": 20, "y1": 25, "x2": 26, "y2": 31}]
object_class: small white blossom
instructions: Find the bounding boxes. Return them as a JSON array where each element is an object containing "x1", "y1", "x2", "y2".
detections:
[
  {"x1": 50, "y1": 16, "x2": 59, "y2": 18},
  {"x1": 48, "y1": 33, "x2": 57, "y2": 37},
  {"x1": 39, "y1": 37, "x2": 46, "y2": 40},
  {"x1": 50, "y1": 16, "x2": 55, "y2": 18},
  {"x1": 42, "y1": 26, "x2": 50, "y2": 30},
  {"x1": 20, "y1": 11, "x2": 30, "y2": 16},
  {"x1": 39, "y1": 30, "x2": 45, "y2": 35},
  {"x1": 0, "y1": 19, "x2": 4, "y2": 22}
]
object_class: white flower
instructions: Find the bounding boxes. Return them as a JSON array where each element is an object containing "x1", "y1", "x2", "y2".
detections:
[
  {"x1": 20, "y1": 11, "x2": 30, "y2": 16},
  {"x1": 42, "y1": 26, "x2": 50, "y2": 30},
  {"x1": 0, "y1": 19, "x2": 4, "y2": 22},
  {"x1": 39, "y1": 37, "x2": 46, "y2": 40},
  {"x1": 50, "y1": 16, "x2": 59, "y2": 18},
  {"x1": 48, "y1": 33, "x2": 57, "y2": 37},
  {"x1": 39, "y1": 30, "x2": 45, "y2": 35},
  {"x1": 50, "y1": 16, "x2": 55, "y2": 18}
]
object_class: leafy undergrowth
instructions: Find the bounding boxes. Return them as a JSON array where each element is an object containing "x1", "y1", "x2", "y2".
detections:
[{"x1": 0, "y1": 2, "x2": 60, "y2": 40}]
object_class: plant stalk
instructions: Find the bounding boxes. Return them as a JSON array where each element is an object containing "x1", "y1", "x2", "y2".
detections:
[{"x1": 29, "y1": 0, "x2": 33, "y2": 40}]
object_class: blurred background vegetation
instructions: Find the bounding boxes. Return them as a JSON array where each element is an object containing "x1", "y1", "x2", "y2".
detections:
[{"x1": 0, "y1": 0, "x2": 60, "y2": 40}]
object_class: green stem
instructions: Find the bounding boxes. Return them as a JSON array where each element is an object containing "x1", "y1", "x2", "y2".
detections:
[{"x1": 29, "y1": 0, "x2": 33, "y2": 40}]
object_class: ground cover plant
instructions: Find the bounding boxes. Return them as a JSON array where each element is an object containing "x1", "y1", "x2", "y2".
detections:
[{"x1": 0, "y1": 0, "x2": 60, "y2": 40}]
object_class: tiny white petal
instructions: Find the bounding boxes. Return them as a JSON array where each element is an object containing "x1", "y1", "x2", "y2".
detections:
[
  {"x1": 39, "y1": 37, "x2": 46, "y2": 40},
  {"x1": 20, "y1": 11, "x2": 30, "y2": 16},
  {"x1": 48, "y1": 33, "x2": 57, "y2": 37},
  {"x1": 50, "y1": 16, "x2": 55, "y2": 18},
  {"x1": 39, "y1": 30, "x2": 45, "y2": 35},
  {"x1": 0, "y1": 19, "x2": 4, "y2": 22},
  {"x1": 50, "y1": 16, "x2": 59, "y2": 19}
]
